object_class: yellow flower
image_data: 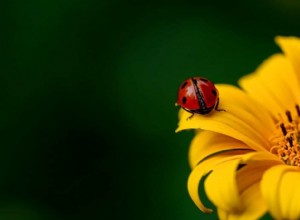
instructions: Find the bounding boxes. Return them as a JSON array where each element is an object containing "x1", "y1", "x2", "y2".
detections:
[{"x1": 176, "y1": 36, "x2": 300, "y2": 220}]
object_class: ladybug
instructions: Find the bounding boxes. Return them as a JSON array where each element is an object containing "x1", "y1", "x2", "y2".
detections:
[{"x1": 176, "y1": 77, "x2": 223, "y2": 117}]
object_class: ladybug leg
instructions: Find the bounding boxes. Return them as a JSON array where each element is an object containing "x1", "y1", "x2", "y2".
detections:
[
  {"x1": 187, "y1": 112, "x2": 194, "y2": 120},
  {"x1": 183, "y1": 108, "x2": 195, "y2": 120},
  {"x1": 215, "y1": 98, "x2": 226, "y2": 112}
]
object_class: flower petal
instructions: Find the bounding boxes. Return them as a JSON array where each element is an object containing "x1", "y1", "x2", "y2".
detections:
[
  {"x1": 239, "y1": 54, "x2": 300, "y2": 118},
  {"x1": 287, "y1": 175, "x2": 300, "y2": 219},
  {"x1": 204, "y1": 158, "x2": 242, "y2": 213},
  {"x1": 240, "y1": 151, "x2": 282, "y2": 164},
  {"x1": 217, "y1": 208, "x2": 228, "y2": 220},
  {"x1": 235, "y1": 182, "x2": 267, "y2": 220},
  {"x1": 189, "y1": 130, "x2": 251, "y2": 168},
  {"x1": 176, "y1": 85, "x2": 274, "y2": 152},
  {"x1": 217, "y1": 182, "x2": 267, "y2": 220},
  {"x1": 276, "y1": 36, "x2": 300, "y2": 84},
  {"x1": 204, "y1": 152, "x2": 281, "y2": 215},
  {"x1": 188, "y1": 152, "x2": 248, "y2": 213},
  {"x1": 226, "y1": 153, "x2": 281, "y2": 220},
  {"x1": 237, "y1": 154, "x2": 282, "y2": 194},
  {"x1": 261, "y1": 165, "x2": 300, "y2": 220}
]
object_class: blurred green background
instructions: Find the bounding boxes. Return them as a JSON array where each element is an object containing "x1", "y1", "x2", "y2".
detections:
[{"x1": 1, "y1": 0, "x2": 300, "y2": 219}]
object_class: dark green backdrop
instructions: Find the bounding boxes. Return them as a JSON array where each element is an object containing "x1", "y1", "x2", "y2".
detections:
[{"x1": 1, "y1": 1, "x2": 300, "y2": 219}]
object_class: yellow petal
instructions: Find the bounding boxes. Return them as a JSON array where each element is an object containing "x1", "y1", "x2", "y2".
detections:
[
  {"x1": 203, "y1": 152, "x2": 281, "y2": 215},
  {"x1": 261, "y1": 165, "x2": 300, "y2": 220},
  {"x1": 217, "y1": 208, "x2": 228, "y2": 220},
  {"x1": 189, "y1": 130, "x2": 251, "y2": 168},
  {"x1": 204, "y1": 158, "x2": 242, "y2": 213},
  {"x1": 279, "y1": 170, "x2": 300, "y2": 219},
  {"x1": 287, "y1": 175, "x2": 300, "y2": 219},
  {"x1": 226, "y1": 153, "x2": 281, "y2": 220},
  {"x1": 217, "y1": 182, "x2": 267, "y2": 220},
  {"x1": 276, "y1": 36, "x2": 300, "y2": 85},
  {"x1": 176, "y1": 85, "x2": 274, "y2": 152},
  {"x1": 239, "y1": 54, "x2": 300, "y2": 118},
  {"x1": 237, "y1": 154, "x2": 282, "y2": 194},
  {"x1": 240, "y1": 151, "x2": 282, "y2": 164},
  {"x1": 188, "y1": 153, "x2": 247, "y2": 213},
  {"x1": 236, "y1": 181, "x2": 267, "y2": 220}
]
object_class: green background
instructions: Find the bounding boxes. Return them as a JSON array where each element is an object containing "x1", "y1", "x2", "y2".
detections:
[{"x1": 1, "y1": 1, "x2": 300, "y2": 219}]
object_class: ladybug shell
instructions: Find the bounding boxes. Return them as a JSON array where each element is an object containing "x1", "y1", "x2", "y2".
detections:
[{"x1": 177, "y1": 77, "x2": 219, "y2": 114}]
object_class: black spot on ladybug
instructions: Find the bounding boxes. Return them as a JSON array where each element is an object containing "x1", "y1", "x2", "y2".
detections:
[
  {"x1": 181, "y1": 81, "x2": 188, "y2": 89},
  {"x1": 182, "y1": 96, "x2": 187, "y2": 104},
  {"x1": 200, "y1": 78, "x2": 208, "y2": 82},
  {"x1": 211, "y1": 89, "x2": 217, "y2": 96}
]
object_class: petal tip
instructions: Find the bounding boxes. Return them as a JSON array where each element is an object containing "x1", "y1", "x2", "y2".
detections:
[{"x1": 275, "y1": 36, "x2": 300, "y2": 48}]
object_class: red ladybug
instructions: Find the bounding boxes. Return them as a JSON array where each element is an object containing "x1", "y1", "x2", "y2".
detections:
[{"x1": 177, "y1": 77, "x2": 223, "y2": 116}]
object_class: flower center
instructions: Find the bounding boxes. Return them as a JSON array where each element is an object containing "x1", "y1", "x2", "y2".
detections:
[{"x1": 270, "y1": 105, "x2": 300, "y2": 166}]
